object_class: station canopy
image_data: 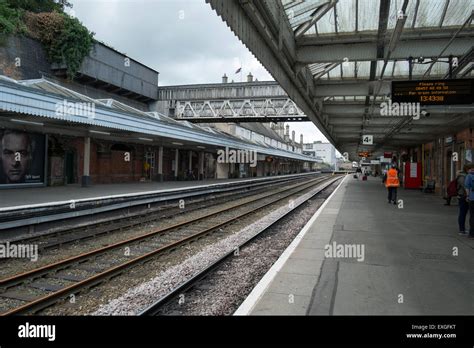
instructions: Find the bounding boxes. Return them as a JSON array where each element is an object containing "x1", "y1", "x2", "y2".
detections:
[{"x1": 276, "y1": 0, "x2": 474, "y2": 159}]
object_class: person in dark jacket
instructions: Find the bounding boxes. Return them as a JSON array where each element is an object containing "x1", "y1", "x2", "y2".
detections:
[
  {"x1": 463, "y1": 164, "x2": 474, "y2": 238},
  {"x1": 456, "y1": 166, "x2": 468, "y2": 235}
]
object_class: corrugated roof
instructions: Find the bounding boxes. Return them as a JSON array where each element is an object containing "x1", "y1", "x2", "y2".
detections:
[{"x1": 0, "y1": 76, "x2": 318, "y2": 162}]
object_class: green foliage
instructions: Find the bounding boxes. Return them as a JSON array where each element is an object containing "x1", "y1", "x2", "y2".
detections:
[
  {"x1": 47, "y1": 14, "x2": 94, "y2": 79},
  {"x1": 5, "y1": 0, "x2": 71, "y2": 13},
  {"x1": 1, "y1": 0, "x2": 95, "y2": 80},
  {"x1": 0, "y1": 0, "x2": 26, "y2": 35}
]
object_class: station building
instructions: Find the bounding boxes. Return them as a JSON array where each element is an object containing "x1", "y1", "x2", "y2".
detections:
[
  {"x1": 0, "y1": 36, "x2": 317, "y2": 188},
  {"x1": 303, "y1": 141, "x2": 337, "y2": 169}
]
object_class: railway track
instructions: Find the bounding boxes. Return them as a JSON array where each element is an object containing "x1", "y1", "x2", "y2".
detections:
[
  {"x1": 139, "y1": 174, "x2": 343, "y2": 315},
  {"x1": 0, "y1": 174, "x2": 338, "y2": 315},
  {"x1": 2, "y1": 174, "x2": 317, "y2": 253}
]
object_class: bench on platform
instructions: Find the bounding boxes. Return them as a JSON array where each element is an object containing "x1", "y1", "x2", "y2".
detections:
[{"x1": 422, "y1": 180, "x2": 436, "y2": 193}]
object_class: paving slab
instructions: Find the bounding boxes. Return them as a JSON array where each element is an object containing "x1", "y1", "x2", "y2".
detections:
[{"x1": 242, "y1": 175, "x2": 474, "y2": 315}]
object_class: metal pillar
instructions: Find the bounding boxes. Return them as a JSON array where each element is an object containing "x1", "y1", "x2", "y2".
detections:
[
  {"x1": 174, "y1": 149, "x2": 179, "y2": 180},
  {"x1": 188, "y1": 150, "x2": 193, "y2": 171},
  {"x1": 199, "y1": 152, "x2": 204, "y2": 180},
  {"x1": 158, "y1": 146, "x2": 163, "y2": 182},
  {"x1": 81, "y1": 136, "x2": 91, "y2": 187}
]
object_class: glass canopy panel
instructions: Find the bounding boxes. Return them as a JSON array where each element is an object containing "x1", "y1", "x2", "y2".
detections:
[
  {"x1": 414, "y1": 0, "x2": 448, "y2": 28},
  {"x1": 328, "y1": 65, "x2": 341, "y2": 78},
  {"x1": 287, "y1": 1, "x2": 322, "y2": 27},
  {"x1": 304, "y1": 24, "x2": 317, "y2": 35},
  {"x1": 321, "y1": 61, "x2": 374, "y2": 79},
  {"x1": 316, "y1": 6, "x2": 336, "y2": 34},
  {"x1": 291, "y1": 0, "x2": 472, "y2": 37},
  {"x1": 335, "y1": 0, "x2": 356, "y2": 33},
  {"x1": 392, "y1": 60, "x2": 409, "y2": 77},
  {"x1": 443, "y1": 0, "x2": 474, "y2": 27},
  {"x1": 411, "y1": 60, "x2": 449, "y2": 76},
  {"x1": 355, "y1": 61, "x2": 371, "y2": 78},
  {"x1": 341, "y1": 61, "x2": 356, "y2": 78},
  {"x1": 357, "y1": 0, "x2": 380, "y2": 32},
  {"x1": 387, "y1": 0, "x2": 418, "y2": 29}
]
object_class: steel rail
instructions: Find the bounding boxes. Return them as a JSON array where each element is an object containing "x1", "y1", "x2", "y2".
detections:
[
  {"x1": 5, "y1": 174, "x2": 314, "y2": 252},
  {"x1": 139, "y1": 175, "x2": 343, "y2": 315},
  {"x1": 0, "y1": 175, "x2": 336, "y2": 315}
]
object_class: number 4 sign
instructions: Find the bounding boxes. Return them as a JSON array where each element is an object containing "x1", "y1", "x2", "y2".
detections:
[{"x1": 362, "y1": 135, "x2": 373, "y2": 145}]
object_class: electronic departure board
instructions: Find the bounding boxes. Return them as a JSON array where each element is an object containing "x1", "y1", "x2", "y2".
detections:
[{"x1": 392, "y1": 79, "x2": 473, "y2": 105}]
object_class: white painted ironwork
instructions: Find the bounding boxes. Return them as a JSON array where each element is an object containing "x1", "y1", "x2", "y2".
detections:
[{"x1": 175, "y1": 98, "x2": 305, "y2": 119}]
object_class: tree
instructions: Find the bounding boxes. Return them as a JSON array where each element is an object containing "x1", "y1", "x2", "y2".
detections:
[
  {"x1": 5, "y1": 0, "x2": 71, "y2": 13},
  {"x1": 0, "y1": 0, "x2": 26, "y2": 34}
]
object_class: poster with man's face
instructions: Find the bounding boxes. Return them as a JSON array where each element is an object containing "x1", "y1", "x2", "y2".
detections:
[{"x1": 0, "y1": 130, "x2": 46, "y2": 185}]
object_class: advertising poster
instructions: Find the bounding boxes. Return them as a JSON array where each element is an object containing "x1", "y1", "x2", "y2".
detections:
[{"x1": 0, "y1": 129, "x2": 46, "y2": 186}]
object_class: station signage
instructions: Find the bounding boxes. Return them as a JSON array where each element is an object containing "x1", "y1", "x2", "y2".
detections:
[
  {"x1": 392, "y1": 79, "x2": 473, "y2": 105},
  {"x1": 358, "y1": 151, "x2": 370, "y2": 158},
  {"x1": 383, "y1": 152, "x2": 393, "y2": 158},
  {"x1": 362, "y1": 135, "x2": 373, "y2": 145}
]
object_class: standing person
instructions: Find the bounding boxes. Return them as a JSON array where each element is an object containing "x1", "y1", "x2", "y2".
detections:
[
  {"x1": 456, "y1": 165, "x2": 469, "y2": 235},
  {"x1": 385, "y1": 163, "x2": 400, "y2": 205},
  {"x1": 464, "y1": 165, "x2": 474, "y2": 238}
]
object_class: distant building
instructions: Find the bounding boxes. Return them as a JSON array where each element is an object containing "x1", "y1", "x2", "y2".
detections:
[
  {"x1": 210, "y1": 122, "x2": 303, "y2": 155},
  {"x1": 303, "y1": 141, "x2": 336, "y2": 169}
]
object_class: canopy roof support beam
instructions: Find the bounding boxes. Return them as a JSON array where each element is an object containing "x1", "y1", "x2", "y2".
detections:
[{"x1": 294, "y1": 0, "x2": 337, "y2": 39}]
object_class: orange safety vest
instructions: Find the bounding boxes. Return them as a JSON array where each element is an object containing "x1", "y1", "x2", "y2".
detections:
[{"x1": 385, "y1": 168, "x2": 400, "y2": 188}]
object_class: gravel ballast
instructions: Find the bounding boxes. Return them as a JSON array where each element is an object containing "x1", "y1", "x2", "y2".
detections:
[{"x1": 91, "y1": 178, "x2": 341, "y2": 315}]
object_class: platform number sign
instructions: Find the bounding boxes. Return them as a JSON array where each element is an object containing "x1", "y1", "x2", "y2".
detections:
[{"x1": 362, "y1": 135, "x2": 373, "y2": 145}]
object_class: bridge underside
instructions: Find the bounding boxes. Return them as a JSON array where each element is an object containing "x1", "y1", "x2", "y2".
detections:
[
  {"x1": 205, "y1": 0, "x2": 474, "y2": 160},
  {"x1": 177, "y1": 116, "x2": 308, "y2": 123}
]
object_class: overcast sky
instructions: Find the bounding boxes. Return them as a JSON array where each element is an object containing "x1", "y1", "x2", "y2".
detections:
[{"x1": 68, "y1": 0, "x2": 328, "y2": 143}]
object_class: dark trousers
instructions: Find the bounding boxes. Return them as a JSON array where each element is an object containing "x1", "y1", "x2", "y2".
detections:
[
  {"x1": 469, "y1": 201, "x2": 474, "y2": 236},
  {"x1": 458, "y1": 197, "x2": 468, "y2": 232},
  {"x1": 387, "y1": 187, "x2": 397, "y2": 203}
]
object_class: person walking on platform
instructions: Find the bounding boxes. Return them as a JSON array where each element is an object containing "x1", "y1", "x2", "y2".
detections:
[
  {"x1": 456, "y1": 165, "x2": 469, "y2": 235},
  {"x1": 385, "y1": 163, "x2": 400, "y2": 205},
  {"x1": 463, "y1": 165, "x2": 474, "y2": 238}
]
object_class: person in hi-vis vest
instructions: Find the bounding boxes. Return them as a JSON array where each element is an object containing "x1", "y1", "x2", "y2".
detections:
[{"x1": 385, "y1": 163, "x2": 400, "y2": 205}]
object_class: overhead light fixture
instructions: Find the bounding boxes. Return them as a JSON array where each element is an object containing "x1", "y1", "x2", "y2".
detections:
[
  {"x1": 89, "y1": 130, "x2": 110, "y2": 135},
  {"x1": 10, "y1": 119, "x2": 44, "y2": 126},
  {"x1": 196, "y1": 146, "x2": 206, "y2": 149},
  {"x1": 172, "y1": 142, "x2": 184, "y2": 146},
  {"x1": 138, "y1": 137, "x2": 153, "y2": 142}
]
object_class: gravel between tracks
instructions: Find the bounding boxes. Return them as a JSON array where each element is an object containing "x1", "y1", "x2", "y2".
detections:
[
  {"x1": 91, "y1": 178, "x2": 341, "y2": 315},
  {"x1": 0, "y1": 183, "x2": 294, "y2": 279}
]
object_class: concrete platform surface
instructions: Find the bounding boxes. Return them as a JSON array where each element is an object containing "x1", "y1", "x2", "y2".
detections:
[
  {"x1": 238, "y1": 175, "x2": 474, "y2": 315},
  {"x1": 0, "y1": 174, "x2": 307, "y2": 209}
]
